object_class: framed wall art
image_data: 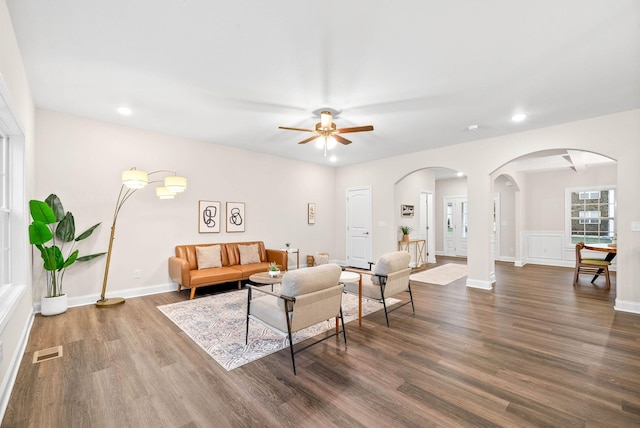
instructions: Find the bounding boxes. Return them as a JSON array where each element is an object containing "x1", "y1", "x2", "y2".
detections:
[
  {"x1": 226, "y1": 202, "x2": 245, "y2": 232},
  {"x1": 198, "y1": 200, "x2": 221, "y2": 233},
  {"x1": 308, "y1": 203, "x2": 316, "y2": 224},
  {"x1": 401, "y1": 204, "x2": 414, "y2": 217}
]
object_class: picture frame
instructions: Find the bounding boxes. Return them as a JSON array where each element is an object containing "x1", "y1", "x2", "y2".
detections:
[
  {"x1": 401, "y1": 204, "x2": 414, "y2": 217},
  {"x1": 226, "y1": 202, "x2": 245, "y2": 232},
  {"x1": 308, "y1": 203, "x2": 316, "y2": 224},
  {"x1": 198, "y1": 201, "x2": 221, "y2": 233}
]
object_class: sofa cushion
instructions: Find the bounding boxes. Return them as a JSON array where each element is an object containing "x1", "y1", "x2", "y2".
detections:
[
  {"x1": 314, "y1": 253, "x2": 329, "y2": 265},
  {"x1": 196, "y1": 245, "x2": 222, "y2": 269},
  {"x1": 238, "y1": 243, "x2": 261, "y2": 265},
  {"x1": 190, "y1": 266, "x2": 242, "y2": 286},
  {"x1": 232, "y1": 262, "x2": 273, "y2": 277}
]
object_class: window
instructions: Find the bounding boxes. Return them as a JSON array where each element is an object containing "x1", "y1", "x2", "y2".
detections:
[
  {"x1": 0, "y1": 135, "x2": 10, "y2": 287},
  {"x1": 568, "y1": 187, "x2": 616, "y2": 244}
]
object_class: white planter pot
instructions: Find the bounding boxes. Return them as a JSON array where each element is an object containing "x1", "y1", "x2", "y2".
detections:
[
  {"x1": 41, "y1": 294, "x2": 68, "y2": 316},
  {"x1": 269, "y1": 270, "x2": 280, "y2": 278}
]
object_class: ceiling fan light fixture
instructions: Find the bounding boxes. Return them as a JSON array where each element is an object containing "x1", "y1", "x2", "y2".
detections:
[
  {"x1": 320, "y1": 111, "x2": 332, "y2": 129},
  {"x1": 314, "y1": 136, "x2": 325, "y2": 149},
  {"x1": 326, "y1": 136, "x2": 337, "y2": 150}
]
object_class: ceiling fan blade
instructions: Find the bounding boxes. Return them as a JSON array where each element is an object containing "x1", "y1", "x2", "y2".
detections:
[
  {"x1": 336, "y1": 125, "x2": 374, "y2": 134},
  {"x1": 298, "y1": 135, "x2": 321, "y2": 145},
  {"x1": 279, "y1": 126, "x2": 315, "y2": 132},
  {"x1": 334, "y1": 134, "x2": 352, "y2": 145}
]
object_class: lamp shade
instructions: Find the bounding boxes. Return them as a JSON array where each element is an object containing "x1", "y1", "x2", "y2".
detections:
[
  {"x1": 122, "y1": 169, "x2": 148, "y2": 189},
  {"x1": 155, "y1": 187, "x2": 176, "y2": 199},
  {"x1": 164, "y1": 176, "x2": 187, "y2": 192}
]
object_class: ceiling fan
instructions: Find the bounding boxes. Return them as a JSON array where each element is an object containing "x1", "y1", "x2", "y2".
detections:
[{"x1": 279, "y1": 109, "x2": 374, "y2": 156}]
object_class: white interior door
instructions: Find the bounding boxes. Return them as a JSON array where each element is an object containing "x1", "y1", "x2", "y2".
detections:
[
  {"x1": 444, "y1": 196, "x2": 468, "y2": 257},
  {"x1": 346, "y1": 186, "x2": 372, "y2": 269},
  {"x1": 419, "y1": 191, "x2": 435, "y2": 263}
]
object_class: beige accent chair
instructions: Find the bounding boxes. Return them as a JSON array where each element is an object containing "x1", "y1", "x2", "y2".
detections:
[
  {"x1": 573, "y1": 242, "x2": 611, "y2": 290},
  {"x1": 344, "y1": 251, "x2": 414, "y2": 327},
  {"x1": 245, "y1": 263, "x2": 346, "y2": 374}
]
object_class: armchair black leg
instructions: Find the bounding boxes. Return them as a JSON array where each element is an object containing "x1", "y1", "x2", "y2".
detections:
[
  {"x1": 407, "y1": 283, "x2": 415, "y2": 313},
  {"x1": 339, "y1": 307, "x2": 347, "y2": 346},
  {"x1": 245, "y1": 287, "x2": 252, "y2": 345},
  {"x1": 380, "y1": 288, "x2": 390, "y2": 327},
  {"x1": 284, "y1": 307, "x2": 297, "y2": 375}
]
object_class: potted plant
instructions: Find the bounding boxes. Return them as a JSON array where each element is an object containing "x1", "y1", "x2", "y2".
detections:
[
  {"x1": 400, "y1": 225, "x2": 414, "y2": 241},
  {"x1": 29, "y1": 194, "x2": 105, "y2": 316},
  {"x1": 268, "y1": 261, "x2": 280, "y2": 277}
]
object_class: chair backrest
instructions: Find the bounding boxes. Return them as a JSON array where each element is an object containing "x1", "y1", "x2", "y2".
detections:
[
  {"x1": 372, "y1": 251, "x2": 412, "y2": 296},
  {"x1": 575, "y1": 242, "x2": 585, "y2": 263},
  {"x1": 279, "y1": 264, "x2": 343, "y2": 331}
]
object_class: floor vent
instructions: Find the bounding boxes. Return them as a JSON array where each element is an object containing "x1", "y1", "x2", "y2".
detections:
[{"x1": 32, "y1": 346, "x2": 63, "y2": 364}]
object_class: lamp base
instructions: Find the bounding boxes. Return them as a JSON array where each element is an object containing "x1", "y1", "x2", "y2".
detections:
[{"x1": 96, "y1": 297, "x2": 126, "y2": 307}]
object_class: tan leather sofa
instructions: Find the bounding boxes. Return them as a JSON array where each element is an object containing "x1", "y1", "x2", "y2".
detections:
[{"x1": 169, "y1": 241, "x2": 287, "y2": 299}]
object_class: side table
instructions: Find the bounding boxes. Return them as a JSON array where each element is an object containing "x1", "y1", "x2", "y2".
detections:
[{"x1": 282, "y1": 248, "x2": 299, "y2": 270}]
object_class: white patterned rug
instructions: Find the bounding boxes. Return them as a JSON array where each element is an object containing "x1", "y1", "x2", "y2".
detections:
[
  {"x1": 158, "y1": 288, "x2": 397, "y2": 371},
  {"x1": 409, "y1": 263, "x2": 468, "y2": 285}
]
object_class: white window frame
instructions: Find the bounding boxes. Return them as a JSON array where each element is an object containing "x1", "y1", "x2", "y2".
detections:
[{"x1": 565, "y1": 185, "x2": 616, "y2": 246}]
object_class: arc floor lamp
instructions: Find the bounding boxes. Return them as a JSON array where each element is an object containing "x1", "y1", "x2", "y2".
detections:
[{"x1": 96, "y1": 167, "x2": 187, "y2": 307}]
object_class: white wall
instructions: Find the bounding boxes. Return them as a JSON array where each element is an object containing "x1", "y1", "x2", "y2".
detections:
[
  {"x1": 0, "y1": 0, "x2": 35, "y2": 419},
  {"x1": 34, "y1": 109, "x2": 337, "y2": 303}
]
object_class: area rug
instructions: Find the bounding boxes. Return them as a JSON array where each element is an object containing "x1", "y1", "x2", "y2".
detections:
[
  {"x1": 157, "y1": 288, "x2": 397, "y2": 371},
  {"x1": 409, "y1": 263, "x2": 467, "y2": 285}
]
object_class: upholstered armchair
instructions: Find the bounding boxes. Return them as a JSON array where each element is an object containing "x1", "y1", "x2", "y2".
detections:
[
  {"x1": 245, "y1": 263, "x2": 346, "y2": 374},
  {"x1": 344, "y1": 251, "x2": 414, "y2": 327}
]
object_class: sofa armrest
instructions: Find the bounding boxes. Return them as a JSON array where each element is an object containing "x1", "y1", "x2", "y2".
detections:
[
  {"x1": 169, "y1": 256, "x2": 191, "y2": 286},
  {"x1": 266, "y1": 249, "x2": 287, "y2": 271}
]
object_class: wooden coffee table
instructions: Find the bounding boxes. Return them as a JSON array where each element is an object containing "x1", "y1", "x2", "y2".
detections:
[{"x1": 249, "y1": 272, "x2": 283, "y2": 291}]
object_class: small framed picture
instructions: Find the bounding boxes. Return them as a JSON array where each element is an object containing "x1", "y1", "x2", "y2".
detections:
[
  {"x1": 198, "y1": 201, "x2": 220, "y2": 233},
  {"x1": 226, "y1": 202, "x2": 245, "y2": 232},
  {"x1": 308, "y1": 203, "x2": 316, "y2": 224},
  {"x1": 401, "y1": 204, "x2": 414, "y2": 217}
]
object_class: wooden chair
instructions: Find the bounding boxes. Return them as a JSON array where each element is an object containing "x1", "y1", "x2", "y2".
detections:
[
  {"x1": 245, "y1": 263, "x2": 346, "y2": 375},
  {"x1": 573, "y1": 242, "x2": 611, "y2": 290}
]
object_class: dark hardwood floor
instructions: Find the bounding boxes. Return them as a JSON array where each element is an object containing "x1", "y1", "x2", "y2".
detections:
[{"x1": 3, "y1": 259, "x2": 639, "y2": 427}]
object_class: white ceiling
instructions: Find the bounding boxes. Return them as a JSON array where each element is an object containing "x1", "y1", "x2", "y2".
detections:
[{"x1": 7, "y1": 1, "x2": 640, "y2": 167}]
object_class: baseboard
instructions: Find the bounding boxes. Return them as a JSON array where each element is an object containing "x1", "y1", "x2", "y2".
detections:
[
  {"x1": 0, "y1": 307, "x2": 34, "y2": 423},
  {"x1": 614, "y1": 299, "x2": 640, "y2": 314},
  {"x1": 466, "y1": 278, "x2": 494, "y2": 290},
  {"x1": 33, "y1": 282, "x2": 177, "y2": 313}
]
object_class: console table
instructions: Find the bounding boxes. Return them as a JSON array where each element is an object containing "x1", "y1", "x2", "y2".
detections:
[{"x1": 398, "y1": 239, "x2": 426, "y2": 267}]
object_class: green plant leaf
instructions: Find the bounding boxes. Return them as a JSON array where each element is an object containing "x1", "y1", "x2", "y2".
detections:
[
  {"x1": 56, "y1": 212, "x2": 76, "y2": 242},
  {"x1": 28, "y1": 221, "x2": 53, "y2": 245},
  {"x1": 77, "y1": 252, "x2": 107, "y2": 261},
  {"x1": 62, "y1": 249, "x2": 79, "y2": 269},
  {"x1": 45, "y1": 194, "x2": 65, "y2": 221},
  {"x1": 39, "y1": 246, "x2": 64, "y2": 271},
  {"x1": 29, "y1": 200, "x2": 57, "y2": 224},
  {"x1": 76, "y1": 222, "x2": 101, "y2": 241}
]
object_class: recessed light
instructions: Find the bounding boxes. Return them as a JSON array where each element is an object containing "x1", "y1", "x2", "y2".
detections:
[
  {"x1": 117, "y1": 106, "x2": 132, "y2": 116},
  {"x1": 467, "y1": 124, "x2": 479, "y2": 131},
  {"x1": 456, "y1": 171, "x2": 464, "y2": 177},
  {"x1": 512, "y1": 113, "x2": 527, "y2": 122},
  {"x1": 329, "y1": 156, "x2": 337, "y2": 162}
]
